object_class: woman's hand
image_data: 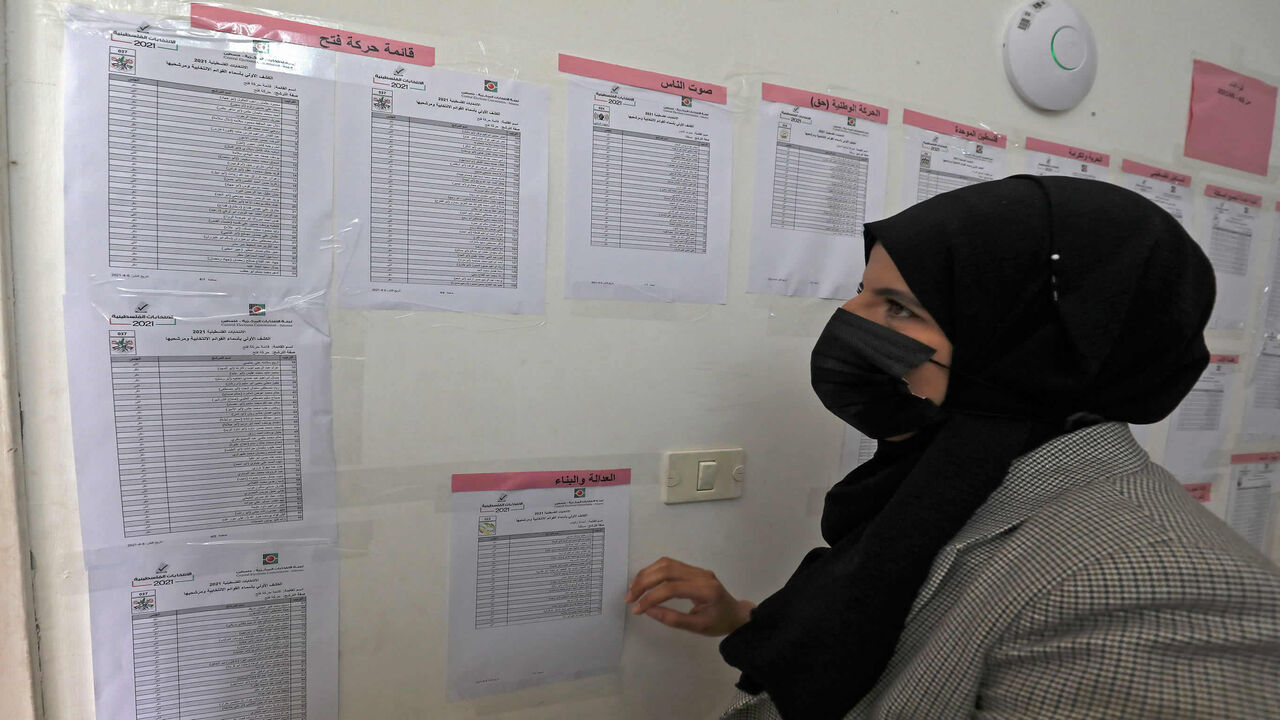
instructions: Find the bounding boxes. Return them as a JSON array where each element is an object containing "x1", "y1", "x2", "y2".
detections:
[{"x1": 624, "y1": 556, "x2": 755, "y2": 636}]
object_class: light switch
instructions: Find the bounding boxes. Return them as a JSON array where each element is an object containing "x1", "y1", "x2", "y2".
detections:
[
  {"x1": 697, "y1": 461, "x2": 717, "y2": 491},
  {"x1": 662, "y1": 448, "x2": 745, "y2": 504}
]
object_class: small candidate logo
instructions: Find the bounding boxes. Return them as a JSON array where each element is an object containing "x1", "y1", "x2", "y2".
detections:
[
  {"x1": 681, "y1": 96, "x2": 692, "y2": 107},
  {"x1": 975, "y1": 144, "x2": 984, "y2": 155},
  {"x1": 573, "y1": 488, "x2": 586, "y2": 499},
  {"x1": 109, "y1": 48, "x2": 136, "y2": 74},
  {"x1": 131, "y1": 590, "x2": 156, "y2": 614},
  {"x1": 478, "y1": 516, "x2": 497, "y2": 536},
  {"x1": 249, "y1": 304, "x2": 266, "y2": 316},
  {"x1": 847, "y1": 116, "x2": 857, "y2": 127},
  {"x1": 111, "y1": 336, "x2": 136, "y2": 354},
  {"x1": 253, "y1": 40, "x2": 270, "y2": 55},
  {"x1": 262, "y1": 553, "x2": 279, "y2": 565},
  {"x1": 484, "y1": 80, "x2": 498, "y2": 93}
]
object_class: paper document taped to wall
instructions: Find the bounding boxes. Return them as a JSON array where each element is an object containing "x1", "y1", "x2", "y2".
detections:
[{"x1": 448, "y1": 468, "x2": 630, "y2": 698}]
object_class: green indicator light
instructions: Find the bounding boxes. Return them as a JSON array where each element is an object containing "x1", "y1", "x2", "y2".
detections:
[{"x1": 1050, "y1": 27, "x2": 1078, "y2": 71}]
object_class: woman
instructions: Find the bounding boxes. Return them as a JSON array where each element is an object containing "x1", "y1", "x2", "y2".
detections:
[{"x1": 626, "y1": 176, "x2": 1280, "y2": 719}]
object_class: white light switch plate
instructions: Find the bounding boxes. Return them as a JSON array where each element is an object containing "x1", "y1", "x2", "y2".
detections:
[{"x1": 662, "y1": 448, "x2": 745, "y2": 504}]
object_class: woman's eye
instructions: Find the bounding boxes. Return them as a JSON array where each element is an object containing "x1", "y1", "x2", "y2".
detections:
[{"x1": 886, "y1": 299, "x2": 914, "y2": 318}]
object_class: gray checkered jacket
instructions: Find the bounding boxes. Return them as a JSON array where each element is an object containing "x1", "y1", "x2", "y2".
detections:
[{"x1": 720, "y1": 422, "x2": 1280, "y2": 719}]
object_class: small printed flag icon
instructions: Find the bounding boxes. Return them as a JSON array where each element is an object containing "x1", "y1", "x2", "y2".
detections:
[
  {"x1": 249, "y1": 304, "x2": 266, "y2": 316},
  {"x1": 681, "y1": 96, "x2": 692, "y2": 107},
  {"x1": 573, "y1": 488, "x2": 585, "y2": 498},
  {"x1": 262, "y1": 553, "x2": 278, "y2": 565},
  {"x1": 484, "y1": 80, "x2": 498, "y2": 92}
]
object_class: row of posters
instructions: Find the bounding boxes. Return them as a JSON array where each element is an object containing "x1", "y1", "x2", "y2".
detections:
[{"x1": 67, "y1": 10, "x2": 1279, "y2": 315}]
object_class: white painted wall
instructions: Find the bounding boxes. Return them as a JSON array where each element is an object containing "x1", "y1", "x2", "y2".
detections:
[{"x1": 7, "y1": 0, "x2": 1280, "y2": 717}]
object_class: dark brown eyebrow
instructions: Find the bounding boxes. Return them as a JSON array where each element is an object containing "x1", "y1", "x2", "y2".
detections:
[{"x1": 869, "y1": 287, "x2": 925, "y2": 313}]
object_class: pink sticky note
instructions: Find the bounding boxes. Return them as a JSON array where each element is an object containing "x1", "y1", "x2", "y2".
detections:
[{"x1": 1184, "y1": 60, "x2": 1277, "y2": 176}]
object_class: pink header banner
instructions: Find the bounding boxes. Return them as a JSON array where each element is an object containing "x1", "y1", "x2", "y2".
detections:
[
  {"x1": 190, "y1": 4, "x2": 435, "y2": 66},
  {"x1": 558, "y1": 54, "x2": 727, "y2": 104},
  {"x1": 452, "y1": 468, "x2": 631, "y2": 493},
  {"x1": 1209, "y1": 354, "x2": 1240, "y2": 365},
  {"x1": 903, "y1": 109, "x2": 1006, "y2": 148},
  {"x1": 1025, "y1": 137, "x2": 1109, "y2": 167},
  {"x1": 1230, "y1": 452, "x2": 1280, "y2": 465},
  {"x1": 1204, "y1": 184, "x2": 1262, "y2": 208},
  {"x1": 760, "y1": 83, "x2": 887, "y2": 123},
  {"x1": 1119, "y1": 159, "x2": 1191, "y2": 187},
  {"x1": 1182, "y1": 482, "x2": 1212, "y2": 502}
]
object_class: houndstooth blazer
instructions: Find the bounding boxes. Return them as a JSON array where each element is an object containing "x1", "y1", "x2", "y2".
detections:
[{"x1": 719, "y1": 422, "x2": 1280, "y2": 720}]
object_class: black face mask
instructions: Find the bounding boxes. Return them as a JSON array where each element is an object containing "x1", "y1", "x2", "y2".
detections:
[{"x1": 811, "y1": 309, "x2": 946, "y2": 439}]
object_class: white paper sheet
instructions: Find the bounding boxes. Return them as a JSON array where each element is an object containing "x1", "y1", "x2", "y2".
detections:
[
  {"x1": 65, "y1": 291, "x2": 336, "y2": 555},
  {"x1": 1023, "y1": 138, "x2": 1110, "y2": 181},
  {"x1": 1226, "y1": 456, "x2": 1279, "y2": 551},
  {"x1": 87, "y1": 543, "x2": 338, "y2": 720},
  {"x1": 1200, "y1": 194, "x2": 1260, "y2": 330},
  {"x1": 562, "y1": 63, "x2": 732, "y2": 303},
  {"x1": 1118, "y1": 161, "x2": 1193, "y2": 232},
  {"x1": 1163, "y1": 355, "x2": 1240, "y2": 485},
  {"x1": 334, "y1": 55, "x2": 550, "y2": 312},
  {"x1": 448, "y1": 469, "x2": 630, "y2": 698},
  {"x1": 901, "y1": 111, "x2": 1007, "y2": 207},
  {"x1": 747, "y1": 85, "x2": 888, "y2": 299},
  {"x1": 1244, "y1": 336, "x2": 1280, "y2": 437},
  {"x1": 1263, "y1": 216, "x2": 1280, "y2": 333},
  {"x1": 63, "y1": 8, "x2": 335, "y2": 304}
]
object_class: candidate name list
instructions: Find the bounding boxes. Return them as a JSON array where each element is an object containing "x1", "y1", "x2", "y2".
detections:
[
  {"x1": 108, "y1": 75, "x2": 299, "y2": 277},
  {"x1": 112, "y1": 354, "x2": 303, "y2": 538}
]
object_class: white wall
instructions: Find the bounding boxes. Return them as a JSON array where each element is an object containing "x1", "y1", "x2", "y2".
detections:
[{"x1": 7, "y1": 0, "x2": 1280, "y2": 718}]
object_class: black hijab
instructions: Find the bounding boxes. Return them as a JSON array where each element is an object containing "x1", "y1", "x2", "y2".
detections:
[{"x1": 719, "y1": 176, "x2": 1216, "y2": 719}]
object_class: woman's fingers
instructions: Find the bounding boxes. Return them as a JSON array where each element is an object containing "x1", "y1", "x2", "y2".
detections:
[
  {"x1": 625, "y1": 557, "x2": 753, "y2": 636},
  {"x1": 644, "y1": 605, "x2": 709, "y2": 633},
  {"x1": 629, "y1": 579, "x2": 714, "y2": 616},
  {"x1": 625, "y1": 556, "x2": 710, "y2": 602}
]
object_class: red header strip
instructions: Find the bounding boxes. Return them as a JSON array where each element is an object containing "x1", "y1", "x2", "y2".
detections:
[{"x1": 190, "y1": 4, "x2": 435, "y2": 66}]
